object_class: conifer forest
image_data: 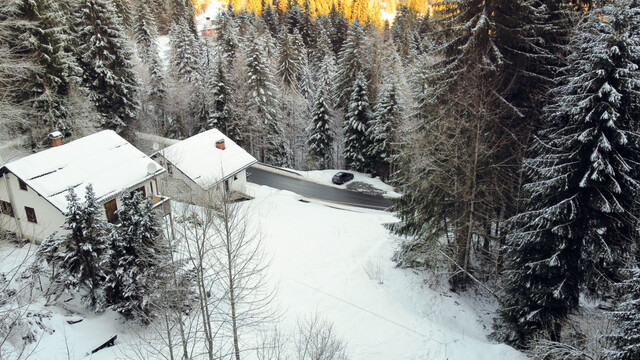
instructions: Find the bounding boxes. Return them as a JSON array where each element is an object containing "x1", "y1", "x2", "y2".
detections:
[{"x1": 2, "y1": 0, "x2": 640, "y2": 358}]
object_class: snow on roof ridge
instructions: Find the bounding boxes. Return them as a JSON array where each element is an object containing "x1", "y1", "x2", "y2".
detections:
[
  {"x1": 161, "y1": 128, "x2": 257, "y2": 189},
  {"x1": 2, "y1": 130, "x2": 165, "y2": 212}
]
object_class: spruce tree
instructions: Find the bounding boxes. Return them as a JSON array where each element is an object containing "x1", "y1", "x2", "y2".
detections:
[
  {"x1": 367, "y1": 84, "x2": 400, "y2": 177},
  {"x1": 169, "y1": 17, "x2": 201, "y2": 84},
  {"x1": 75, "y1": 0, "x2": 139, "y2": 133},
  {"x1": 497, "y1": 0, "x2": 640, "y2": 346},
  {"x1": 262, "y1": 4, "x2": 280, "y2": 37},
  {"x1": 278, "y1": 30, "x2": 304, "y2": 89},
  {"x1": 605, "y1": 268, "x2": 640, "y2": 360},
  {"x1": 18, "y1": 0, "x2": 74, "y2": 136},
  {"x1": 307, "y1": 84, "x2": 334, "y2": 169},
  {"x1": 207, "y1": 55, "x2": 235, "y2": 136},
  {"x1": 216, "y1": 11, "x2": 240, "y2": 62},
  {"x1": 147, "y1": 44, "x2": 168, "y2": 133},
  {"x1": 104, "y1": 192, "x2": 165, "y2": 321},
  {"x1": 328, "y1": 3, "x2": 348, "y2": 56},
  {"x1": 246, "y1": 34, "x2": 291, "y2": 166},
  {"x1": 40, "y1": 185, "x2": 108, "y2": 310},
  {"x1": 343, "y1": 71, "x2": 372, "y2": 172},
  {"x1": 335, "y1": 20, "x2": 366, "y2": 111},
  {"x1": 133, "y1": 0, "x2": 158, "y2": 65}
]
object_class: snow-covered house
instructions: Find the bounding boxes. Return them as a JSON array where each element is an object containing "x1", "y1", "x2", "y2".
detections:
[
  {"x1": 153, "y1": 129, "x2": 257, "y2": 204},
  {"x1": 0, "y1": 130, "x2": 169, "y2": 242}
]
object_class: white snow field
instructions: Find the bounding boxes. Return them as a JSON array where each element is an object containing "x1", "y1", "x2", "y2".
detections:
[{"x1": 1, "y1": 182, "x2": 523, "y2": 360}]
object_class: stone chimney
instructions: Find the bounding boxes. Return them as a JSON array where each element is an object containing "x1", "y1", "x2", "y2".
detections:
[
  {"x1": 49, "y1": 131, "x2": 63, "y2": 147},
  {"x1": 215, "y1": 139, "x2": 225, "y2": 150}
]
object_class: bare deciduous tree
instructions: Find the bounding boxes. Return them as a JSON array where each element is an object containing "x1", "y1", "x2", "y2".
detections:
[{"x1": 294, "y1": 313, "x2": 349, "y2": 360}]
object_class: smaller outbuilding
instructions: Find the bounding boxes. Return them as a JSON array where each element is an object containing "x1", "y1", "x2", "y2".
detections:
[
  {"x1": 153, "y1": 129, "x2": 257, "y2": 205},
  {"x1": 0, "y1": 130, "x2": 169, "y2": 242}
]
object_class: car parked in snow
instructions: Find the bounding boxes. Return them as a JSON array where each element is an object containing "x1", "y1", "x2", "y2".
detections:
[{"x1": 331, "y1": 172, "x2": 354, "y2": 185}]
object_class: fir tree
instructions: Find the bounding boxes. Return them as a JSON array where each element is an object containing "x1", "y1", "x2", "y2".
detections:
[
  {"x1": 262, "y1": 3, "x2": 280, "y2": 37},
  {"x1": 306, "y1": 84, "x2": 334, "y2": 169},
  {"x1": 207, "y1": 55, "x2": 235, "y2": 136},
  {"x1": 367, "y1": 84, "x2": 400, "y2": 177},
  {"x1": 313, "y1": 29, "x2": 337, "y2": 95},
  {"x1": 605, "y1": 268, "x2": 640, "y2": 360},
  {"x1": 216, "y1": 10, "x2": 240, "y2": 62},
  {"x1": 246, "y1": 34, "x2": 291, "y2": 166},
  {"x1": 335, "y1": 20, "x2": 366, "y2": 111},
  {"x1": 147, "y1": 44, "x2": 168, "y2": 132},
  {"x1": 278, "y1": 30, "x2": 304, "y2": 89},
  {"x1": 133, "y1": 0, "x2": 158, "y2": 65},
  {"x1": 328, "y1": 3, "x2": 348, "y2": 56},
  {"x1": 169, "y1": 17, "x2": 201, "y2": 84},
  {"x1": 75, "y1": 0, "x2": 139, "y2": 133},
  {"x1": 39, "y1": 185, "x2": 108, "y2": 310},
  {"x1": 104, "y1": 192, "x2": 166, "y2": 321},
  {"x1": 497, "y1": 0, "x2": 640, "y2": 346},
  {"x1": 112, "y1": 0, "x2": 133, "y2": 30},
  {"x1": 18, "y1": 0, "x2": 74, "y2": 136},
  {"x1": 343, "y1": 71, "x2": 372, "y2": 172}
]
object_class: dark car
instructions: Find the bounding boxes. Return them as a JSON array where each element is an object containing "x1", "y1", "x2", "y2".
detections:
[{"x1": 332, "y1": 172, "x2": 354, "y2": 185}]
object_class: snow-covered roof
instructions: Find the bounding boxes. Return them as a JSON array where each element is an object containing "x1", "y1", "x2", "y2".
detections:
[
  {"x1": 1, "y1": 130, "x2": 165, "y2": 212},
  {"x1": 160, "y1": 129, "x2": 257, "y2": 190}
]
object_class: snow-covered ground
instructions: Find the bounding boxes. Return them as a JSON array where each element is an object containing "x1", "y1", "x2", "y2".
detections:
[{"x1": 0, "y1": 183, "x2": 523, "y2": 360}]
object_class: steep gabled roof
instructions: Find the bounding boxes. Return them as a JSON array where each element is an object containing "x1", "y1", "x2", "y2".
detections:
[
  {"x1": 160, "y1": 129, "x2": 257, "y2": 190},
  {"x1": 1, "y1": 130, "x2": 165, "y2": 212}
]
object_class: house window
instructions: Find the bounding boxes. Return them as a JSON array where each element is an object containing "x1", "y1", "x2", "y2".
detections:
[
  {"x1": 130, "y1": 186, "x2": 146, "y2": 199},
  {"x1": 104, "y1": 199, "x2": 118, "y2": 224},
  {"x1": 25, "y1": 207, "x2": 37, "y2": 223},
  {"x1": 0, "y1": 200, "x2": 14, "y2": 217},
  {"x1": 234, "y1": 174, "x2": 238, "y2": 181},
  {"x1": 167, "y1": 164, "x2": 173, "y2": 175},
  {"x1": 18, "y1": 179, "x2": 28, "y2": 191}
]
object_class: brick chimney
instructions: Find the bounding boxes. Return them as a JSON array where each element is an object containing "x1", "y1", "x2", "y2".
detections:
[
  {"x1": 49, "y1": 131, "x2": 63, "y2": 147},
  {"x1": 215, "y1": 139, "x2": 225, "y2": 150}
]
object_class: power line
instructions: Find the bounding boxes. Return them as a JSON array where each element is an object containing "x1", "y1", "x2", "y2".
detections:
[{"x1": 280, "y1": 274, "x2": 447, "y2": 346}]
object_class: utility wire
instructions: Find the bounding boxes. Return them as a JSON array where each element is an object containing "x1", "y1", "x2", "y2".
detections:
[{"x1": 280, "y1": 274, "x2": 446, "y2": 345}]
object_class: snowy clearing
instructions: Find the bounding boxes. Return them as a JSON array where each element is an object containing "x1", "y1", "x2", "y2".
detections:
[{"x1": 1, "y1": 183, "x2": 522, "y2": 360}]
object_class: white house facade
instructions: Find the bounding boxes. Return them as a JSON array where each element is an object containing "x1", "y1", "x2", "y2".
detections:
[
  {"x1": 0, "y1": 130, "x2": 168, "y2": 242},
  {"x1": 153, "y1": 129, "x2": 257, "y2": 204}
]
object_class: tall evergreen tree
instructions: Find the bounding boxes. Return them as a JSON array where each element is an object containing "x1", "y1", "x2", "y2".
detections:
[
  {"x1": 306, "y1": 84, "x2": 334, "y2": 169},
  {"x1": 343, "y1": 71, "x2": 372, "y2": 172},
  {"x1": 207, "y1": 55, "x2": 235, "y2": 137},
  {"x1": 39, "y1": 185, "x2": 108, "y2": 310},
  {"x1": 605, "y1": 268, "x2": 640, "y2": 360},
  {"x1": 104, "y1": 192, "x2": 166, "y2": 321},
  {"x1": 169, "y1": 17, "x2": 201, "y2": 83},
  {"x1": 328, "y1": 3, "x2": 348, "y2": 56},
  {"x1": 75, "y1": 0, "x2": 139, "y2": 133},
  {"x1": 497, "y1": 0, "x2": 640, "y2": 346},
  {"x1": 134, "y1": 0, "x2": 159, "y2": 65},
  {"x1": 335, "y1": 20, "x2": 366, "y2": 110},
  {"x1": 314, "y1": 29, "x2": 337, "y2": 99},
  {"x1": 246, "y1": 34, "x2": 291, "y2": 166},
  {"x1": 18, "y1": 0, "x2": 74, "y2": 136},
  {"x1": 367, "y1": 84, "x2": 400, "y2": 177},
  {"x1": 278, "y1": 30, "x2": 304, "y2": 89},
  {"x1": 216, "y1": 10, "x2": 240, "y2": 62}
]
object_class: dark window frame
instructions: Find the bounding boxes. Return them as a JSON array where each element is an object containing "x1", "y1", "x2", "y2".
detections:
[
  {"x1": 0, "y1": 200, "x2": 14, "y2": 217},
  {"x1": 25, "y1": 206, "x2": 37, "y2": 223},
  {"x1": 18, "y1": 179, "x2": 28, "y2": 191}
]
